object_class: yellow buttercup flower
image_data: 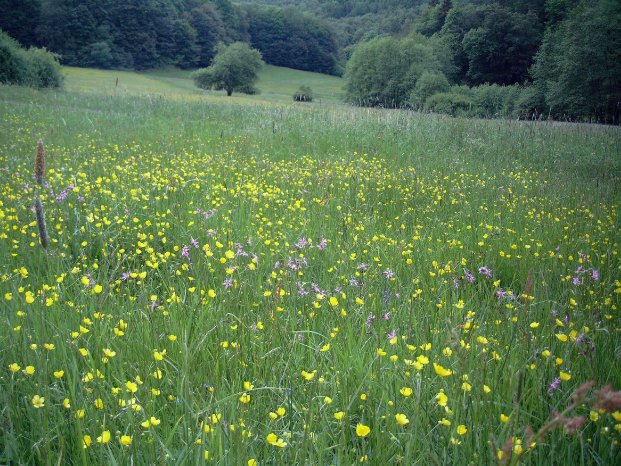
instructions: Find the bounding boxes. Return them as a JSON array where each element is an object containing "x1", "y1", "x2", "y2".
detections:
[
  {"x1": 266, "y1": 433, "x2": 287, "y2": 447},
  {"x1": 355, "y1": 423, "x2": 371, "y2": 437},
  {"x1": 31, "y1": 394, "x2": 45, "y2": 408},
  {"x1": 96, "y1": 430, "x2": 111, "y2": 444},
  {"x1": 395, "y1": 413, "x2": 409, "y2": 426},
  {"x1": 301, "y1": 370, "x2": 317, "y2": 381},
  {"x1": 433, "y1": 363, "x2": 453, "y2": 377}
]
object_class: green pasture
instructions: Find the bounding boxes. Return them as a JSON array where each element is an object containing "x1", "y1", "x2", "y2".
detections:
[
  {"x1": 0, "y1": 70, "x2": 620, "y2": 465},
  {"x1": 62, "y1": 65, "x2": 344, "y2": 104}
]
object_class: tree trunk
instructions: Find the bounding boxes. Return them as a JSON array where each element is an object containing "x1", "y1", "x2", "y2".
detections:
[{"x1": 226, "y1": 88, "x2": 232, "y2": 96}]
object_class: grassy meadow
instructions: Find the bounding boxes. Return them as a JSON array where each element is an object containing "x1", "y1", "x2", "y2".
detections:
[
  {"x1": 0, "y1": 66, "x2": 620, "y2": 465},
  {"x1": 62, "y1": 65, "x2": 345, "y2": 104}
]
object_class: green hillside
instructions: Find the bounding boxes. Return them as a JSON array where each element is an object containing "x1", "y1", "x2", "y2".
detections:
[{"x1": 63, "y1": 65, "x2": 344, "y2": 104}]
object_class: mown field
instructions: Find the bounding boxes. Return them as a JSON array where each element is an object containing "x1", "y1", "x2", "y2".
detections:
[{"x1": 0, "y1": 67, "x2": 620, "y2": 465}]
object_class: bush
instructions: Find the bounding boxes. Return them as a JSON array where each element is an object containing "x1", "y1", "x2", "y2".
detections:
[
  {"x1": 0, "y1": 30, "x2": 63, "y2": 88},
  {"x1": 471, "y1": 84, "x2": 522, "y2": 118},
  {"x1": 0, "y1": 31, "x2": 23, "y2": 84},
  {"x1": 407, "y1": 70, "x2": 450, "y2": 109},
  {"x1": 293, "y1": 85, "x2": 313, "y2": 102},
  {"x1": 424, "y1": 91, "x2": 474, "y2": 116},
  {"x1": 344, "y1": 35, "x2": 442, "y2": 108},
  {"x1": 21, "y1": 47, "x2": 64, "y2": 88},
  {"x1": 514, "y1": 85, "x2": 546, "y2": 120}
]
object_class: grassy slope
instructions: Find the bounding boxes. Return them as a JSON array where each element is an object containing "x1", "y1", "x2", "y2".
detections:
[{"x1": 63, "y1": 65, "x2": 344, "y2": 104}]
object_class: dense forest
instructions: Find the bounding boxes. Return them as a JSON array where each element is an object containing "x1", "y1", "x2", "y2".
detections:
[
  {"x1": 238, "y1": 0, "x2": 428, "y2": 50},
  {"x1": 1, "y1": 0, "x2": 619, "y2": 122},
  {"x1": 343, "y1": 0, "x2": 620, "y2": 123},
  {"x1": 0, "y1": 0, "x2": 341, "y2": 74}
]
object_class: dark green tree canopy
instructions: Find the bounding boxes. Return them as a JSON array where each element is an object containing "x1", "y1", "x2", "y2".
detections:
[
  {"x1": 461, "y1": 5, "x2": 542, "y2": 85},
  {"x1": 192, "y1": 42, "x2": 263, "y2": 96},
  {"x1": 241, "y1": 5, "x2": 340, "y2": 75},
  {"x1": 531, "y1": 0, "x2": 621, "y2": 123},
  {"x1": 0, "y1": 0, "x2": 338, "y2": 73}
]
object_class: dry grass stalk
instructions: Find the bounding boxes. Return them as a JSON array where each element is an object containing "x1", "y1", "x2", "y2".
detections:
[{"x1": 34, "y1": 195, "x2": 49, "y2": 249}]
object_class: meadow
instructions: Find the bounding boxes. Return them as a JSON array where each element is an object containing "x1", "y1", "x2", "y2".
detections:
[{"x1": 0, "y1": 67, "x2": 620, "y2": 465}]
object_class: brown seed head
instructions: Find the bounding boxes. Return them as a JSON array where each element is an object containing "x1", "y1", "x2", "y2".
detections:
[{"x1": 35, "y1": 139, "x2": 45, "y2": 185}]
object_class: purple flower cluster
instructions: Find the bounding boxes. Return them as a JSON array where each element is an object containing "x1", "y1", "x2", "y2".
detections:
[
  {"x1": 195, "y1": 208, "x2": 216, "y2": 219},
  {"x1": 571, "y1": 264, "x2": 599, "y2": 286},
  {"x1": 295, "y1": 237, "x2": 310, "y2": 249},
  {"x1": 53, "y1": 184, "x2": 75, "y2": 202},
  {"x1": 548, "y1": 377, "x2": 561, "y2": 395},
  {"x1": 286, "y1": 256, "x2": 308, "y2": 271},
  {"x1": 181, "y1": 245, "x2": 191, "y2": 262}
]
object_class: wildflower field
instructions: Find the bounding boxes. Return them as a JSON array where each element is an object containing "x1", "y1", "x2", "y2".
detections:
[{"x1": 1, "y1": 77, "x2": 620, "y2": 465}]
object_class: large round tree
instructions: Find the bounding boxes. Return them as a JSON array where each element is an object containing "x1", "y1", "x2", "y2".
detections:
[{"x1": 192, "y1": 42, "x2": 263, "y2": 96}]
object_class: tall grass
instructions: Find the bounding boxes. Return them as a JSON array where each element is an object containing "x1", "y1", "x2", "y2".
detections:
[{"x1": 0, "y1": 77, "x2": 620, "y2": 465}]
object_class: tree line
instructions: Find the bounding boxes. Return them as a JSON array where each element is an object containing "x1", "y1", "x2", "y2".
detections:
[
  {"x1": 345, "y1": 0, "x2": 621, "y2": 124},
  {"x1": 2, "y1": 0, "x2": 619, "y2": 123},
  {"x1": 0, "y1": 0, "x2": 340, "y2": 74}
]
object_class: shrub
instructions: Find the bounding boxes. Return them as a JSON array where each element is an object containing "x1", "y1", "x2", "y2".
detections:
[
  {"x1": 471, "y1": 84, "x2": 522, "y2": 118},
  {"x1": 293, "y1": 85, "x2": 313, "y2": 102},
  {"x1": 514, "y1": 85, "x2": 546, "y2": 120},
  {"x1": 21, "y1": 47, "x2": 64, "y2": 88},
  {"x1": 344, "y1": 35, "x2": 442, "y2": 108},
  {"x1": 424, "y1": 91, "x2": 474, "y2": 116},
  {"x1": 407, "y1": 70, "x2": 450, "y2": 109},
  {"x1": 0, "y1": 30, "x2": 63, "y2": 88},
  {"x1": 0, "y1": 31, "x2": 24, "y2": 84}
]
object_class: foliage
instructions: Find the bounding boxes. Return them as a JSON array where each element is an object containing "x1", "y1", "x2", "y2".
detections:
[
  {"x1": 293, "y1": 85, "x2": 313, "y2": 102},
  {"x1": 344, "y1": 34, "x2": 441, "y2": 108},
  {"x1": 185, "y1": 2, "x2": 236, "y2": 68},
  {"x1": 471, "y1": 83, "x2": 522, "y2": 118},
  {"x1": 0, "y1": 0, "x2": 341, "y2": 74},
  {"x1": 237, "y1": 0, "x2": 426, "y2": 48},
  {"x1": 424, "y1": 89, "x2": 474, "y2": 117},
  {"x1": 417, "y1": 0, "x2": 453, "y2": 36},
  {"x1": 241, "y1": 5, "x2": 340, "y2": 75},
  {"x1": 407, "y1": 70, "x2": 450, "y2": 109},
  {"x1": 423, "y1": 83, "x2": 541, "y2": 119},
  {"x1": 0, "y1": 29, "x2": 62, "y2": 88},
  {"x1": 531, "y1": 0, "x2": 621, "y2": 123},
  {"x1": 192, "y1": 42, "x2": 263, "y2": 96},
  {"x1": 461, "y1": 5, "x2": 542, "y2": 85},
  {"x1": 0, "y1": 0, "x2": 41, "y2": 47}
]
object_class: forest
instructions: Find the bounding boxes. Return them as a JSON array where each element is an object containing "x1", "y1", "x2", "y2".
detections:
[
  {"x1": 341, "y1": 0, "x2": 620, "y2": 123},
  {"x1": 0, "y1": 0, "x2": 340, "y2": 73},
  {"x1": 1, "y1": 0, "x2": 620, "y2": 123}
]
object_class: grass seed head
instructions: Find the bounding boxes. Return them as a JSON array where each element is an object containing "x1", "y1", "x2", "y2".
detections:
[{"x1": 34, "y1": 139, "x2": 45, "y2": 185}]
